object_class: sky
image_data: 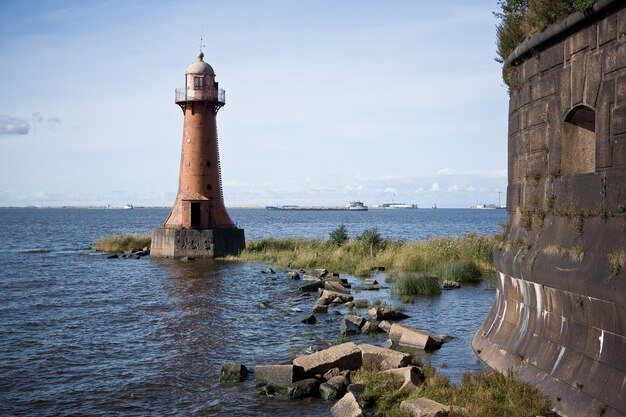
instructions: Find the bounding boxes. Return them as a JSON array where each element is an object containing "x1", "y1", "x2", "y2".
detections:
[{"x1": 0, "y1": 0, "x2": 510, "y2": 208}]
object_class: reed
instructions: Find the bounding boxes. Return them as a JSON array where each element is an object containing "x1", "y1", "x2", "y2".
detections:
[
  {"x1": 92, "y1": 233, "x2": 151, "y2": 252},
  {"x1": 388, "y1": 273, "x2": 441, "y2": 297}
]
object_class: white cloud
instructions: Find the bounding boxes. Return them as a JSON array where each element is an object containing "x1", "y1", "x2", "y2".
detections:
[
  {"x1": 430, "y1": 183, "x2": 440, "y2": 191},
  {"x1": 0, "y1": 115, "x2": 30, "y2": 135}
]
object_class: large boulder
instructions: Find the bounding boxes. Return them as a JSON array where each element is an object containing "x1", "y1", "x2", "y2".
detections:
[
  {"x1": 382, "y1": 366, "x2": 425, "y2": 391},
  {"x1": 319, "y1": 375, "x2": 348, "y2": 400},
  {"x1": 219, "y1": 363, "x2": 248, "y2": 382},
  {"x1": 254, "y1": 364, "x2": 305, "y2": 389},
  {"x1": 442, "y1": 280, "x2": 460, "y2": 289},
  {"x1": 287, "y1": 378, "x2": 320, "y2": 398},
  {"x1": 400, "y1": 398, "x2": 450, "y2": 417},
  {"x1": 320, "y1": 289, "x2": 353, "y2": 304},
  {"x1": 330, "y1": 392, "x2": 364, "y2": 417},
  {"x1": 324, "y1": 280, "x2": 350, "y2": 294},
  {"x1": 368, "y1": 306, "x2": 410, "y2": 320},
  {"x1": 389, "y1": 324, "x2": 442, "y2": 350},
  {"x1": 313, "y1": 268, "x2": 329, "y2": 278},
  {"x1": 302, "y1": 274, "x2": 322, "y2": 282},
  {"x1": 361, "y1": 320, "x2": 380, "y2": 334},
  {"x1": 340, "y1": 318, "x2": 362, "y2": 335},
  {"x1": 300, "y1": 280, "x2": 325, "y2": 292},
  {"x1": 359, "y1": 343, "x2": 411, "y2": 371},
  {"x1": 287, "y1": 271, "x2": 301, "y2": 280},
  {"x1": 292, "y1": 342, "x2": 362, "y2": 376}
]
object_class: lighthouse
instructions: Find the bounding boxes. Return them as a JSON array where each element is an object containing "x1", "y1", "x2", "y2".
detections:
[{"x1": 151, "y1": 51, "x2": 245, "y2": 258}]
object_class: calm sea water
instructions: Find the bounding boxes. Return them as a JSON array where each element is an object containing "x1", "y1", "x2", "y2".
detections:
[{"x1": 0, "y1": 208, "x2": 506, "y2": 416}]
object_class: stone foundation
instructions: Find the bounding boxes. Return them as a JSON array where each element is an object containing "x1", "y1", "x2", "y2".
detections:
[{"x1": 151, "y1": 227, "x2": 245, "y2": 258}]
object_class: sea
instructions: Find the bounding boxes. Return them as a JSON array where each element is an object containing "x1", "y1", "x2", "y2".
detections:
[{"x1": 0, "y1": 207, "x2": 506, "y2": 416}]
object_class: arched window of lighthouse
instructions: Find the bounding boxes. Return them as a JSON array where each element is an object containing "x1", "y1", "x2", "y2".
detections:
[
  {"x1": 194, "y1": 76, "x2": 203, "y2": 90},
  {"x1": 562, "y1": 105, "x2": 596, "y2": 175}
]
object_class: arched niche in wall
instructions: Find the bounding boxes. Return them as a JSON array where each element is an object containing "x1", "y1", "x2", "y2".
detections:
[{"x1": 562, "y1": 105, "x2": 596, "y2": 175}]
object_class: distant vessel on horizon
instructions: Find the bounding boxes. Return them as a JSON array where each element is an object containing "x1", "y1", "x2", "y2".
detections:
[
  {"x1": 348, "y1": 201, "x2": 368, "y2": 211},
  {"x1": 123, "y1": 204, "x2": 134, "y2": 210},
  {"x1": 265, "y1": 202, "x2": 368, "y2": 211},
  {"x1": 378, "y1": 202, "x2": 418, "y2": 209}
]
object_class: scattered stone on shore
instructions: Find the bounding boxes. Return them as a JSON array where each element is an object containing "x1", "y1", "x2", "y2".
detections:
[
  {"x1": 400, "y1": 397, "x2": 450, "y2": 417},
  {"x1": 320, "y1": 290, "x2": 353, "y2": 304},
  {"x1": 319, "y1": 375, "x2": 349, "y2": 400},
  {"x1": 389, "y1": 324, "x2": 442, "y2": 350},
  {"x1": 261, "y1": 268, "x2": 275, "y2": 274},
  {"x1": 383, "y1": 366, "x2": 425, "y2": 392},
  {"x1": 292, "y1": 342, "x2": 362, "y2": 377},
  {"x1": 382, "y1": 339, "x2": 393, "y2": 349},
  {"x1": 180, "y1": 256, "x2": 195, "y2": 262},
  {"x1": 302, "y1": 274, "x2": 321, "y2": 282},
  {"x1": 330, "y1": 392, "x2": 364, "y2": 417},
  {"x1": 107, "y1": 254, "x2": 119, "y2": 259},
  {"x1": 300, "y1": 314, "x2": 317, "y2": 324},
  {"x1": 299, "y1": 281, "x2": 324, "y2": 292},
  {"x1": 220, "y1": 363, "x2": 248, "y2": 382},
  {"x1": 442, "y1": 280, "x2": 461, "y2": 289},
  {"x1": 368, "y1": 306, "x2": 410, "y2": 321},
  {"x1": 313, "y1": 268, "x2": 329, "y2": 278},
  {"x1": 254, "y1": 364, "x2": 305, "y2": 390},
  {"x1": 361, "y1": 320, "x2": 379, "y2": 334},
  {"x1": 312, "y1": 304, "x2": 328, "y2": 314},
  {"x1": 287, "y1": 378, "x2": 320, "y2": 399},
  {"x1": 364, "y1": 278, "x2": 379, "y2": 285},
  {"x1": 287, "y1": 271, "x2": 301, "y2": 280},
  {"x1": 340, "y1": 317, "x2": 362, "y2": 335},
  {"x1": 359, "y1": 343, "x2": 411, "y2": 371},
  {"x1": 324, "y1": 280, "x2": 350, "y2": 294},
  {"x1": 378, "y1": 320, "x2": 392, "y2": 332}
]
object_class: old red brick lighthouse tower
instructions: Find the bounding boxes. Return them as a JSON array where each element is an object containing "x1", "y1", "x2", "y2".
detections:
[{"x1": 151, "y1": 51, "x2": 245, "y2": 258}]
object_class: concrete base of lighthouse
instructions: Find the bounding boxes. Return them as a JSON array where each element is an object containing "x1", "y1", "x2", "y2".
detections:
[{"x1": 150, "y1": 227, "x2": 245, "y2": 258}]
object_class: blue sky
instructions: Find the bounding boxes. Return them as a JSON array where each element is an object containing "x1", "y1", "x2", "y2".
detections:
[{"x1": 0, "y1": 0, "x2": 509, "y2": 208}]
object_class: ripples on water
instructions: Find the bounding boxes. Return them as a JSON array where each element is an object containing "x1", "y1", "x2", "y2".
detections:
[{"x1": 0, "y1": 208, "x2": 505, "y2": 416}]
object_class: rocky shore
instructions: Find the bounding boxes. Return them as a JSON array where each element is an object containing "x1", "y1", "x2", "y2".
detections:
[{"x1": 219, "y1": 268, "x2": 469, "y2": 417}]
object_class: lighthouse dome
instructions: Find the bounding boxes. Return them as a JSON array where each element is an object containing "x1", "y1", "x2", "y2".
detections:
[{"x1": 186, "y1": 51, "x2": 215, "y2": 76}]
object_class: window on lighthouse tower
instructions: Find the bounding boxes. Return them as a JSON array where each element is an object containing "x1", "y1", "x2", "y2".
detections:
[{"x1": 194, "y1": 76, "x2": 203, "y2": 90}]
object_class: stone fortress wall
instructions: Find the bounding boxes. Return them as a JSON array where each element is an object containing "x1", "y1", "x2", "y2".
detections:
[{"x1": 473, "y1": 2, "x2": 626, "y2": 416}]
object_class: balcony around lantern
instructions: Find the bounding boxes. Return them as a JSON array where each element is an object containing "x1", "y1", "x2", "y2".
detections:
[{"x1": 175, "y1": 87, "x2": 225, "y2": 105}]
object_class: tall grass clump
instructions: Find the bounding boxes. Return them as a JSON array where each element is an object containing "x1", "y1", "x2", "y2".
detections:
[
  {"x1": 92, "y1": 233, "x2": 151, "y2": 252},
  {"x1": 388, "y1": 273, "x2": 441, "y2": 298},
  {"x1": 352, "y1": 366, "x2": 552, "y2": 417},
  {"x1": 434, "y1": 260, "x2": 482, "y2": 283}
]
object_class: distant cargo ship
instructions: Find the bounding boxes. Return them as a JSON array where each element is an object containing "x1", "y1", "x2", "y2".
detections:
[
  {"x1": 266, "y1": 202, "x2": 368, "y2": 211},
  {"x1": 378, "y1": 202, "x2": 418, "y2": 209}
]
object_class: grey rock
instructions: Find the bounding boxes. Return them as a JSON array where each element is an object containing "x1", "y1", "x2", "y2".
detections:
[
  {"x1": 287, "y1": 271, "x2": 301, "y2": 280},
  {"x1": 261, "y1": 268, "x2": 275, "y2": 274},
  {"x1": 106, "y1": 254, "x2": 119, "y2": 259},
  {"x1": 340, "y1": 318, "x2": 362, "y2": 335},
  {"x1": 320, "y1": 375, "x2": 348, "y2": 400},
  {"x1": 378, "y1": 320, "x2": 392, "y2": 332},
  {"x1": 359, "y1": 343, "x2": 411, "y2": 371},
  {"x1": 383, "y1": 366, "x2": 425, "y2": 392},
  {"x1": 323, "y1": 367, "x2": 341, "y2": 380},
  {"x1": 302, "y1": 274, "x2": 322, "y2": 282},
  {"x1": 330, "y1": 392, "x2": 364, "y2": 417},
  {"x1": 368, "y1": 306, "x2": 410, "y2": 320},
  {"x1": 300, "y1": 314, "x2": 317, "y2": 324},
  {"x1": 220, "y1": 363, "x2": 248, "y2": 382},
  {"x1": 324, "y1": 280, "x2": 350, "y2": 294},
  {"x1": 389, "y1": 323, "x2": 442, "y2": 350},
  {"x1": 400, "y1": 397, "x2": 450, "y2": 416},
  {"x1": 180, "y1": 256, "x2": 194, "y2": 262},
  {"x1": 300, "y1": 281, "x2": 324, "y2": 292},
  {"x1": 346, "y1": 383, "x2": 365, "y2": 399},
  {"x1": 382, "y1": 338, "x2": 393, "y2": 349},
  {"x1": 364, "y1": 278, "x2": 379, "y2": 285},
  {"x1": 442, "y1": 280, "x2": 461, "y2": 289},
  {"x1": 312, "y1": 304, "x2": 328, "y2": 314},
  {"x1": 287, "y1": 378, "x2": 320, "y2": 398},
  {"x1": 292, "y1": 342, "x2": 362, "y2": 376},
  {"x1": 254, "y1": 364, "x2": 305, "y2": 388},
  {"x1": 361, "y1": 320, "x2": 379, "y2": 334},
  {"x1": 313, "y1": 268, "x2": 329, "y2": 278}
]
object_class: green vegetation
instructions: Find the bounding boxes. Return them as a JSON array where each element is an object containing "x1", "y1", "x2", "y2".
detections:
[
  {"x1": 495, "y1": 0, "x2": 596, "y2": 88},
  {"x1": 329, "y1": 224, "x2": 349, "y2": 246},
  {"x1": 92, "y1": 233, "x2": 151, "y2": 252},
  {"x1": 387, "y1": 273, "x2": 441, "y2": 298},
  {"x1": 352, "y1": 366, "x2": 553, "y2": 417},
  {"x1": 434, "y1": 260, "x2": 482, "y2": 283},
  {"x1": 227, "y1": 231, "x2": 496, "y2": 280}
]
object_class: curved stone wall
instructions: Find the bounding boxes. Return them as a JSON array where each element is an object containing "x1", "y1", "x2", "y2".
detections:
[{"x1": 473, "y1": 3, "x2": 626, "y2": 416}]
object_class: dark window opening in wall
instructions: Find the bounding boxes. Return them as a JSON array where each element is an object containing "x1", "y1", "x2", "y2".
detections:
[
  {"x1": 194, "y1": 76, "x2": 203, "y2": 90},
  {"x1": 190, "y1": 202, "x2": 201, "y2": 228},
  {"x1": 562, "y1": 106, "x2": 596, "y2": 175},
  {"x1": 207, "y1": 184, "x2": 212, "y2": 190},
  {"x1": 206, "y1": 160, "x2": 211, "y2": 167}
]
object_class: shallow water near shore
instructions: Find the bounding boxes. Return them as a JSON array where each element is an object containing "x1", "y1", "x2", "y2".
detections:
[{"x1": 0, "y1": 207, "x2": 505, "y2": 416}]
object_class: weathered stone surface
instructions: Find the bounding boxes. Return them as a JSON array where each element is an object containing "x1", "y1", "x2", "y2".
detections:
[
  {"x1": 300, "y1": 314, "x2": 316, "y2": 324},
  {"x1": 220, "y1": 363, "x2": 248, "y2": 382},
  {"x1": 323, "y1": 367, "x2": 341, "y2": 380},
  {"x1": 340, "y1": 319, "x2": 360, "y2": 335},
  {"x1": 320, "y1": 289, "x2": 353, "y2": 303},
  {"x1": 382, "y1": 338, "x2": 393, "y2": 349},
  {"x1": 346, "y1": 383, "x2": 365, "y2": 398},
  {"x1": 361, "y1": 320, "x2": 379, "y2": 334},
  {"x1": 390, "y1": 324, "x2": 442, "y2": 350},
  {"x1": 324, "y1": 280, "x2": 350, "y2": 294},
  {"x1": 368, "y1": 306, "x2": 410, "y2": 320},
  {"x1": 287, "y1": 271, "x2": 301, "y2": 280},
  {"x1": 254, "y1": 364, "x2": 304, "y2": 388},
  {"x1": 313, "y1": 268, "x2": 328, "y2": 278},
  {"x1": 312, "y1": 304, "x2": 328, "y2": 314},
  {"x1": 299, "y1": 280, "x2": 324, "y2": 292},
  {"x1": 344, "y1": 314, "x2": 365, "y2": 328},
  {"x1": 320, "y1": 375, "x2": 348, "y2": 400},
  {"x1": 364, "y1": 278, "x2": 379, "y2": 285},
  {"x1": 379, "y1": 320, "x2": 392, "y2": 332},
  {"x1": 383, "y1": 366, "x2": 425, "y2": 392},
  {"x1": 262, "y1": 268, "x2": 275, "y2": 274},
  {"x1": 442, "y1": 280, "x2": 461, "y2": 289},
  {"x1": 302, "y1": 274, "x2": 322, "y2": 282},
  {"x1": 287, "y1": 378, "x2": 320, "y2": 398},
  {"x1": 330, "y1": 392, "x2": 364, "y2": 417},
  {"x1": 400, "y1": 397, "x2": 450, "y2": 417},
  {"x1": 359, "y1": 343, "x2": 411, "y2": 371},
  {"x1": 293, "y1": 342, "x2": 362, "y2": 376}
]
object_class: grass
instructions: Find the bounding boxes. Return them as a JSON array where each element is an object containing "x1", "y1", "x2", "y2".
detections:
[
  {"x1": 352, "y1": 366, "x2": 553, "y2": 417},
  {"x1": 388, "y1": 273, "x2": 441, "y2": 298},
  {"x1": 433, "y1": 260, "x2": 482, "y2": 283},
  {"x1": 92, "y1": 233, "x2": 151, "y2": 252},
  {"x1": 226, "y1": 232, "x2": 496, "y2": 281}
]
